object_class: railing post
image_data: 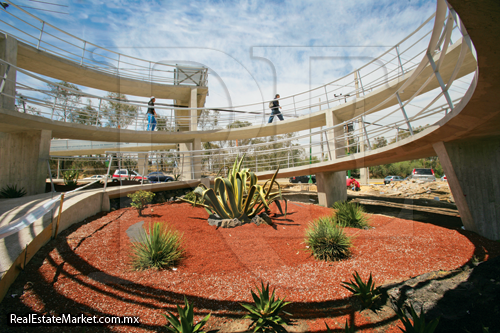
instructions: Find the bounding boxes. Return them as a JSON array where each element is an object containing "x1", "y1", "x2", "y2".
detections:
[
  {"x1": 426, "y1": 52, "x2": 454, "y2": 111},
  {"x1": 80, "y1": 41, "x2": 86, "y2": 66},
  {"x1": 396, "y1": 92, "x2": 414, "y2": 135},
  {"x1": 21, "y1": 96, "x2": 26, "y2": 113},
  {"x1": 37, "y1": 22, "x2": 45, "y2": 50},
  {"x1": 47, "y1": 160, "x2": 55, "y2": 192},
  {"x1": 95, "y1": 98, "x2": 102, "y2": 126},
  {"x1": 0, "y1": 64, "x2": 10, "y2": 94},
  {"x1": 293, "y1": 96, "x2": 297, "y2": 116},
  {"x1": 362, "y1": 118, "x2": 372, "y2": 150},
  {"x1": 357, "y1": 70, "x2": 366, "y2": 96},
  {"x1": 396, "y1": 45, "x2": 404, "y2": 74},
  {"x1": 51, "y1": 87, "x2": 59, "y2": 120},
  {"x1": 324, "y1": 87, "x2": 330, "y2": 109},
  {"x1": 103, "y1": 154, "x2": 113, "y2": 192}
]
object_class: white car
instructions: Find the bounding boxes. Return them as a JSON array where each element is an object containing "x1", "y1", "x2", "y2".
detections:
[{"x1": 83, "y1": 175, "x2": 105, "y2": 180}]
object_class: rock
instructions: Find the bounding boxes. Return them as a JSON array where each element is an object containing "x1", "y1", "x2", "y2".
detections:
[
  {"x1": 207, "y1": 214, "x2": 221, "y2": 226},
  {"x1": 207, "y1": 214, "x2": 244, "y2": 228},
  {"x1": 382, "y1": 256, "x2": 500, "y2": 332},
  {"x1": 221, "y1": 218, "x2": 242, "y2": 228},
  {"x1": 251, "y1": 212, "x2": 272, "y2": 226}
]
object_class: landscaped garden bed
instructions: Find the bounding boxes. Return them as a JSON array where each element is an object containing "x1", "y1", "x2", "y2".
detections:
[{"x1": 2, "y1": 200, "x2": 498, "y2": 332}]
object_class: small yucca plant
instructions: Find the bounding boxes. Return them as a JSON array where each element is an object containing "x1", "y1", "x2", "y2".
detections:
[
  {"x1": 333, "y1": 201, "x2": 369, "y2": 228},
  {"x1": 396, "y1": 303, "x2": 440, "y2": 333},
  {"x1": 305, "y1": 216, "x2": 352, "y2": 261},
  {"x1": 0, "y1": 184, "x2": 27, "y2": 198},
  {"x1": 130, "y1": 222, "x2": 184, "y2": 270},
  {"x1": 240, "y1": 282, "x2": 292, "y2": 333},
  {"x1": 162, "y1": 296, "x2": 211, "y2": 333},
  {"x1": 341, "y1": 271, "x2": 381, "y2": 310}
]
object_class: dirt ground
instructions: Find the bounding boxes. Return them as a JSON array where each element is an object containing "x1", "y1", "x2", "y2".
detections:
[{"x1": 283, "y1": 179, "x2": 452, "y2": 203}]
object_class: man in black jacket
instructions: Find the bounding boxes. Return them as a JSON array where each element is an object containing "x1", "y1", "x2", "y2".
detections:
[{"x1": 268, "y1": 94, "x2": 284, "y2": 123}]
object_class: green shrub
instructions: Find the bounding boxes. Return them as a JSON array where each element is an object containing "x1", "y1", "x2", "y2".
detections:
[
  {"x1": 341, "y1": 271, "x2": 382, "y2": 310},
  {"x1": 0, "y1": 184, "x2": 27, "y2": 198},
  {"x1": 130, "y1": 222, "x2": 184, "y2": 270},
  {"x1": 240, "y1": 282, "x2": 291, "y2": 333},
  {"x1": 397, "y1": 303, "x2": 440, "y2": 333},
  {"x1": 63, "y1": 169, "x2": 79, "y2": 186},
  {"x1": 333, "y1": 201, "x2": 369, "y2": 228},
  {"x1": 162, "y1": 296, "x2": 211, "y2": 333},
  {"x1": 305, "y1": 216, "x2": 352, "y2": 261},
  {"x1": 127, "y1": 190, "x2": 155, "y2": 215}
]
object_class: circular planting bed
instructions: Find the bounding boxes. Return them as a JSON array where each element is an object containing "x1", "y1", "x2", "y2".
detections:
[{"x1": 2, "y1": 201, "x2": 499, "y2": 332}]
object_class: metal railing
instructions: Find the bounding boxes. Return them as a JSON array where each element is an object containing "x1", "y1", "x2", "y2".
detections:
[{"x1": 3, "y1": 0, "x2": 478, "y2": 180}]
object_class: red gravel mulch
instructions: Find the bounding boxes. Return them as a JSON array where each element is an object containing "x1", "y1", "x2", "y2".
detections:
[{"x1": 2, "y1": 201, "x2": 500, "y2": 332}]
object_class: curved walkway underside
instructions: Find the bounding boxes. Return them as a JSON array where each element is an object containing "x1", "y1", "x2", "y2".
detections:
[
  {"x1": 0, "y1": 37, "x2": 476, "y2": 144},
  {"x1": 2, "y1": 34, "x2": 208, "y2": 105}
]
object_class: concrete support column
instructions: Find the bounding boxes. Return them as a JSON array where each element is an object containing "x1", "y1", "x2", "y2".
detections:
[
  {"x1": 433, "y1": 139, "x2": 500, "y2": 240},
  {"x1": 138, "y1": 153, "x2": 148, "y2": 176},
  {"x1": 324, "y1": 110, "x2": 344, "y2": 160},
  {"x1": 317, "y1": 170, "x2": 347, "y2": 207},
  {"x1": 0, "y1": 129, "x2": 52, "y2": 196},
  {"x1": 0, "y1": 34, "x2": 18, "y2": 111},
  {"x1": 320, "y1": 109, "x2": 347, "y2": 206},
  {"x1": 358, "y1": 118, "x2": 369, "y2": 185},
  {"x1": 178, "y1": 88, "x2": 202, "y2": 180}
]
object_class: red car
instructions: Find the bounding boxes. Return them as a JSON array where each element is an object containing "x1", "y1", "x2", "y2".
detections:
[{"x1": 112, "y1": 169, "x2": 148, "y2": 182}]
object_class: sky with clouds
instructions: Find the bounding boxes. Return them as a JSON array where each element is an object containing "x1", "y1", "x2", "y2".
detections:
[{"x1": 8, "y1": 0, "x2": 438, "y2": 110}]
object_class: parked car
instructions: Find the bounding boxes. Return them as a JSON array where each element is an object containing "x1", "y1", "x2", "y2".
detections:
[
  {"x1": 384, "y1": 175, "x2": 405, "y2": 185},
  {"x1": 441, "y1": 175, "x2": 447, "y2": 181},
  {"x1": 410, "y1": 168, "x2": 436, "y2": 182},
  {"x1": 147, "y1": 171, "x2": 174, "y2": 183},
  {"x1": 289, "y1": 175, "x2": 316, "y2": 183},
  {"x1": 112, "y1": 169, "x2": 147, "y2": 182},
  {"x1": 83, "y1": 175, "x2": 105, "y2": 180}
]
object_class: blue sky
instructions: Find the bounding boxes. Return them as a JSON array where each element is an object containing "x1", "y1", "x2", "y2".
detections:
[{"x1": 8, "y1": 0, "x2": 437, "y2": 108}]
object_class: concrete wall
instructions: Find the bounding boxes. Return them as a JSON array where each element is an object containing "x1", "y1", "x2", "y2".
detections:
[
  {"x1": 0, "y1": 35, "x2": 17, "y2": 111},
  {"x1": 0, "y1": 129, "x2": 52, "y2": 196},
  {"x1": 434, "y1": 138, "x2": 500, "y2": 240}
]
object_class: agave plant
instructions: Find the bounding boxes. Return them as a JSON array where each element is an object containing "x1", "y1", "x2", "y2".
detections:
[
  {"x1": 162, "y1": 296, "x2": 211, "y2": 333},
  {"x1": 396, "y1": 303, "x2": 440, "y2": 333},
  {"x1": 341, "y1": 271, "x2": 381, "y2": 310},
  {"x1": 0, "y1": 184, "x2": 27, "y2": 198},
  {"x1": 240, "y1": 282, "x2": 292, "y2": 333},
  {"x1": 182, "y1": 155, "x2": 287, "y2": 221}
]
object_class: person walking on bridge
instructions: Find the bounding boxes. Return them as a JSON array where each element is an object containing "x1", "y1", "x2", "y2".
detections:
[
  {"x1": 268, "y1": 94, "x2": 284, "y2": 123},
  {"x1": 147, "y1": 96, "x2": 157, "y2": 131}
]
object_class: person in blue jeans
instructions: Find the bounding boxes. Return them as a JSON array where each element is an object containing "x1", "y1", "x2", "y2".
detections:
[
  {"x1": 268, "y1": 94, "x2": 284, "y2": 123},
  {"x1": 147, "y1": 96, "x2": 157, "y2": 131}
]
